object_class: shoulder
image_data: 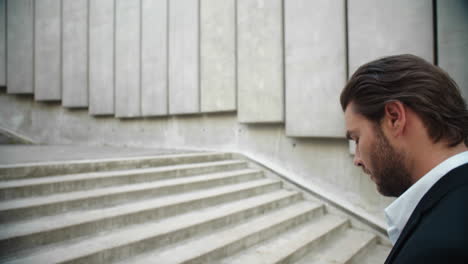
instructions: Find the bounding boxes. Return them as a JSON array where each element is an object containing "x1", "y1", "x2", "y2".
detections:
[{"x1": 394, "y1": 184, "x2": 468, "y2": 263}]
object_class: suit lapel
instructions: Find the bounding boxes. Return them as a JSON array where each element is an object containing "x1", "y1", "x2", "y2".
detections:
[
  {"x1": 385, "y1": 207, "x2": 422, "y2": 263},
  {"x1": 385, "y1": 163, "x2": 468, "y2": 264}
]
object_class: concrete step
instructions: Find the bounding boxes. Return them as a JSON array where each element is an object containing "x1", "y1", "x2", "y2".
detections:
[
  {"x1": 1, "y1": 189, "x2": 313, "y2": 263},
  {"x1": 347, "y1": 242, "x2": 391, "y2": 264},
  {"x1": 0, "y1": 152, "x2": 232, "y2": 180},
  {"x1": 0, "y1": 169, "x2": 268, "y2": 223},
  {"x1": 0, "y1": 159, "x2": 248, "y2": 200},
  {"x1": 0, "y1": 184, "x2": 299, "y2": 255},
  {"x1": 295, "y1": 228, "x2": 377, "y2": 264},
  {"x1": 122, "y1": 201, "x2": 324, "y2": 264},
  {"x1": 219, "y1": 214, "x2": 349, "y2": 264}
]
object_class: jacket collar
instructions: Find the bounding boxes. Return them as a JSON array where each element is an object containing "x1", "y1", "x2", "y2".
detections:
[{"x1": 385, "y1": 163, "x2": 468, "y2": 264}]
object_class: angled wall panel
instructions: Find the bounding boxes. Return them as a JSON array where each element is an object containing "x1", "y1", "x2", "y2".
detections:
[
  {"x1": 34, "y1": 0, "x2": 61, "y2": 101},
  {"x1": 200, "y1": 0, "x2": 236, "y2": 113},
  {"x1": 237, "y1": 0, "x2": 284, "y2": 123},
  {"x1": 62, "y1": 0, "x2": 88, "y2": 107},
  {"x1": 115, "y1": 0, "x2": 141, "y2": 118},
  {"x1": 6, "y1": 0, "x2": 34, "y2": 94},
  {"x1": 0, "y1": 0, "x2": 5, "y2": 86},
  {"x1": 168, "y1": 0, "x2": 199, "y2": 115},
  {"x1": 141, "y1": 0, "x2": 167, "y2": 116},
  {"x1": 437, "y1": 0, "x2": 468, "y2": 100},
  {"x1": 348, "y1": 0, "x2": 434, "y2": 76},
  {"x1": 89, "y1": 0, "x2": 114, "y2": 115},
  {"x1": 285, "y1": 0, "x2": 346, "y2": 137}
]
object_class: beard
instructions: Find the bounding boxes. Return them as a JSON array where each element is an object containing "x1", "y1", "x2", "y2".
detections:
[{"x1": 370, "y1": 126, "x2": 413, "y2": 197}]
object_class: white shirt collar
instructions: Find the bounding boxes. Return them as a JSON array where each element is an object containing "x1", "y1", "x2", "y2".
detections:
[{"x1": 384, "y1": 151, "x2": 468, "y2": 245}]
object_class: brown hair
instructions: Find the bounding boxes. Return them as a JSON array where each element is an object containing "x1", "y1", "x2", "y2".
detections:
[{"x1": 340, "y1": 54, "x2": 468, "y2": 147}]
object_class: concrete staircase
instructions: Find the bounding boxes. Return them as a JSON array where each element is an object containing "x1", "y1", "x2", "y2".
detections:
[{"x1": 0, "y1": 152, "x2": 391, "y2": 263}]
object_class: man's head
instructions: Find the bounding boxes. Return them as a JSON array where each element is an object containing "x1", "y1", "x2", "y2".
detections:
[{"x1": 341, "y1": 54, "x2": 468, "y2": 197}]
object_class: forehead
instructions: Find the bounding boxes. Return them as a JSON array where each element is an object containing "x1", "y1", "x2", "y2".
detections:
[{"x1": 344, "y1": 103, "x2": 369, "y2": 132}]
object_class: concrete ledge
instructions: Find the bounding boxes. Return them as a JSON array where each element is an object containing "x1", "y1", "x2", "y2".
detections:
[
  {"x1": 231, "y1": 152, "x2": 389, "y2": 241},
  {"x1": 6, "y1": 186, "x2": 294, "y2": 263},
  {"x1": 0, "y1": 169, "x2": 266, "y2": 223},
  {"x1": 0, "y1": 185, "x2": 298, "y2": 256},
  {"x1": 120, "y1": 202, "x2": 324, "y2": 264},
  {"x1": 0, "y1": 160, "x2": 248, "y2": 199},
  {"x1": 221, "y1": 214, "x2": 349, "y2": 264},
  {"x1": 0, "y1": 126, "x2": 36, "y2": 145},
  {"x1": 0, "y1": 152, "x2": 232, "y2": 180}
]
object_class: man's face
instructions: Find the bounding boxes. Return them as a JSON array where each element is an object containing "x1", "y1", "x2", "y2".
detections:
[{"x1": 344, "y1": 103, "x2": 412, "y2": 197}]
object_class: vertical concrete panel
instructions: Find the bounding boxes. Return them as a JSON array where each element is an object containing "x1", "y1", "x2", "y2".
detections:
[
  {"x1": 237, "y1": 0, "x2": 284, "y2": 123},
  {"x1": 285, "y1": 0, "x2": 346, "y2": 137},
  {"x1": 141, "y1": 0, "x2": 167, "y2": 116},
  {"x1": 89, "y1": 0, "x2": 114, "y2": 115},
  {"x1": 6, "y1": 0, "x2": 33, "y2": 94},
  {"x1": 200, "y1": 0, "x2": 236, "y2": 113},
  {"x1": 168, "y1": 0, "x2": 199, "y2": 114},
  {"x1": 34, "y1": 0, "x2": 61, "y2": 101},
  {"x1": 62, "y1": 0, "x2": 88, "y2": 107},
  {"x1": 437, "y1": 0, "x2": 468, "y2": 100},
  {"x1": 348, "y1": 0, "x2": 434, "y2": 75},
  {"x1": 0, "y1": 0, "x2": 5, "y2": 86},
  {"x1": 115, "y1": 0, "x2": 141, "y2": 118}
]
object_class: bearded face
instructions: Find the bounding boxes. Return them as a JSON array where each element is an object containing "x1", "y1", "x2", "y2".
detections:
[{"x1": 370, "y1": 126, "x2": 412, "y2": 197}]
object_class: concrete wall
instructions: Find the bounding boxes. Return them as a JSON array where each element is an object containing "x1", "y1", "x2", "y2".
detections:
[
  {"x1": 200, "y1": 0, "x2": 236, "y2": 113},
  {"x1": 437, "y1": 0, "x2": 468, "y2": 99},
  {"x1": 168, "y1": 0, "x2": 200, "y2": 115},
  {"x1": 89, "y1": 0, "x2": 114, "y2": 115},
  {"x1": 62, "y1": 0, "x2": 88, "y2": 107},
  {"x1": 34, "y1": 0, "x2": 61, "y2": 101},
  {"x1": 348, "y1": 0, "x2": 434, "y2": 75},
  {"x1": 0, "y1": 0, "x2": 5, "y2": 87},
  {"x1": 284, "y1": 0, "x2": 346, "y2": 137},
  {"x1": 237, "y1": 0, "x2": 284, "y2": 123},
  {"x1": 4, "y1": 0, "x2": 464, "y2": 132},
  {"x1": 7, "y1": 0, "x2": 34, "y2": 94}
]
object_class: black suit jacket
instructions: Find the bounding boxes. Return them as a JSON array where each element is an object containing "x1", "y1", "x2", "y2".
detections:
[{"x1": 385, "y1": 163, "x2": 468, "y2": 264}]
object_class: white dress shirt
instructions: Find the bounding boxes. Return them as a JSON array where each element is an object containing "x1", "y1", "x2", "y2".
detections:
[{"x1": 384, "y1": 151, "x2": 468, "y2": 245}]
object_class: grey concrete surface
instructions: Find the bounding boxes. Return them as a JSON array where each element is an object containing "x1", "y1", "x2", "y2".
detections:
[
  {"x1": 285, "y1": 0, "x2": 346, "y2": 138},
  {"x1": 0, "y1": 151, "x2": 390, "y2": 263},
  {"x1": 1, "y1": 180, "x2": 281, "y2": 262},
  {"x1": 0, "y1": 160, "x2": 247, "y2": 199},
  {"x1": 115, "y1": 0, "x2": 141, "y2": 118},
  {"x1": 221, "y1": 214, "x2": 349, "y2": 264},
  {"x1": 348, "y1": 0, "x2": 434, "y2": 76},
  {"x1": 0, "y1": 145, "x2": 194, "y2": 165},
  {"x1": 7, "y1": 0, "x2": 34, "y2": 94},
  {"x1": 437, "y1": 0, "x2": 468, "y2": 100},
  {"x1": 200, "y1": 0, "x2": 236, "y2": 113},
  {"x1": 141, "y1": 0, "x2": 168, "y2": 116},
  {"x1": 125, "y1": 202, "x2": 321, "y2": 264},
  {"x1": 0, "y1": 171, "x2": 267, "y2": 251},
  {"x1": 0, "y1": 91, "x2": 393, "y2": 222},
  {"x1": 237, "y1": 0, "x2": 284, "y2": 123},
  {"x1": 89, "y1": 0, "x2": 115, "y2": 115},
  {"x1": 0, "y1": 134, "x2": 12, "y2": 144},
  {"x1": 62, "y1": 0, "x2": 88, "y2": 107},
  {"x1": 168, "y1": 0, "x2": 200, "y2": 115},
  {"x1": 0, "y1": 0, "x2": 5, "y2": 86},
  {"x1": 34, "y1": 0, "x2": 61, "y2": 101}
]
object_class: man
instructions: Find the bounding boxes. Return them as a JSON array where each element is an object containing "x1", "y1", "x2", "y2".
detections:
[{"x1": 340, "y1": 54, "x2": 468, "y2": 263}]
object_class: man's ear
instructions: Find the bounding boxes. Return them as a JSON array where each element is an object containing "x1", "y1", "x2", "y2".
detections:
[{"x1": 383, "y1": 101, "x2": 406, "y2": 137}]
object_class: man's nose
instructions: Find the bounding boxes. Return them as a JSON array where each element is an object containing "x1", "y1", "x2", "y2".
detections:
[{"x1": 353, "y1": 155, "x2": 363, "y2": 167}]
